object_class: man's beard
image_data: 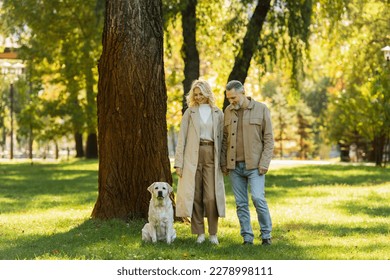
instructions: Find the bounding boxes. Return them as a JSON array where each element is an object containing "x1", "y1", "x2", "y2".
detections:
[{"x1": 233, "y1": 98, "x2": 244, "y2": 110}]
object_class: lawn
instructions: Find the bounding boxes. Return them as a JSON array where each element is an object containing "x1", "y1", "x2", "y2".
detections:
[{"x1": 0, "y1": 159, "x2": 389, "y2": 260}]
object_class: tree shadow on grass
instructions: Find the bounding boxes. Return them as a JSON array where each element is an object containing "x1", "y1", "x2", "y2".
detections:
[
  {"x1": 0, "y1": 162, "x2": 98, "y2": 214},
  {"x1": 337, "y1": 201, "x2": 390, "y2": 218},
  {"x1": 2, "y1": 217, "x2": 389, "y2": 260},
  {"x1": 0, "y1": 218, "x2": 139, "y2": 260},
  {"x1": 0, "y1": 216, "x2": 309, "y2": 260}
]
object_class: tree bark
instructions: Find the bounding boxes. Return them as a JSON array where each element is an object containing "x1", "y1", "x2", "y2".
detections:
[
  {"x1": 181, "y1": 0, "x2": 200, "y2": 114},
  {"x1": 92, "y1": 0, "x2": 172, "y2": 220},
  {"x1": 223, "y1": 0, "x2": 272, "y2": 110}
]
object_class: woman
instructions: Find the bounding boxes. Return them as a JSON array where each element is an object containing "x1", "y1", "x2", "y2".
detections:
[{"x1": 174, "y1": 79, "x2": 225, "y2": 244}]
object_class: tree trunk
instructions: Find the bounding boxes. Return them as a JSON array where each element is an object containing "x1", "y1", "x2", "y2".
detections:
[
  {"x1": 55, "y1": 141, "x2": 59, "y2": 159},
  {"x1": 223, "y1": 0, "x2": 272, "y2": 110},
  {"x1": 276, "y1": 105, "x2": 285, "y2": 158},
  {"x1": 74, "y1": 132, "x2": 84, "y2": 158},
  {"x1": 373, "y1": 134, "x2": 385, "y2": 167},
  {"x1": 86, "y1": 133, "x2": 98, "y2": 159},
  {"x1": 92, "y1": 0, "x2": 172, "y2": 220},
  {"x1": 29, "y1": 124, "x2": 33, "y2": 160},
  {"x1": 384, "y1": 135, "x2": 389, "y2": 167},
  {"x1": 84, "y1": 43, "x2": 99, "y2": 159},
  {"x1": 181, "y1": 0, "x2": 200, "y2": 114}
]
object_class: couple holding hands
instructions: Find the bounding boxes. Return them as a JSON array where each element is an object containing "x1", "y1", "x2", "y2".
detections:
[{"x1": 174, "y1": 79, "x2": 274, "y2": 246}]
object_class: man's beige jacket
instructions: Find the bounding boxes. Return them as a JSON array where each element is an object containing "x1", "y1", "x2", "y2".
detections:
[{"x1": 221, "y1": 97, "x2": 274, "y2": 170}]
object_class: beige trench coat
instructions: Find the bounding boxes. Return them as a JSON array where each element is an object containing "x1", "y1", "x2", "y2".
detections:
[{"x1": 174, "y1": 106, "x2": 226, "y2": 218}]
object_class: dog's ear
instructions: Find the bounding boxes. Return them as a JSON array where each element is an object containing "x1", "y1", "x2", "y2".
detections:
[
  {"x1": 147, "y1": 183, "x2": 156, "y2": 194},
  {"x1": 165, "y1": 183, "x2": 173, "y2": 194}
]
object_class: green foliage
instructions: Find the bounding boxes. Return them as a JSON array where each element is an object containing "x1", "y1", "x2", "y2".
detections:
[
  {"x1": 317, "y1": 0, "x2": 390, "y2": 163},
  {"x1": 1, "y1": 160, "x2": 389, "y2": 260},
  {"x1": 1, "y1": 0, "x2": 388, "y2": 162},
  {"x1": 1, "y1": 0, "x2": 103, "y2": 150}
]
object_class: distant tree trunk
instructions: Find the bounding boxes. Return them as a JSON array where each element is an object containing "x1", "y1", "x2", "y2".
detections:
[
  {"x1": 297, "y1": 113, "x2": 310, "y2": 159},
  {"x1": 223, "y1": 0, "x2": 272, "y2": 110},
  {"x1": 29, "y1": 124, "x2": 33, "y2": 160},
  {"x1": 384, "y1": 135, "x2": 389, "y2": 167},
  {"x1": 28, "y1": 79, "x2": 34, "y2": 160},
  {"x1": 373, "y1": 134, "x2": 385, "y2": 167},
  {"x1": 92, "y1": 0, "x2": 172, "y2": 220},
  {"x1": 55, "y1": 141, "x2": 59, "y2": 159},
  {"x1": 63, "y1": 42, "x2": 85, "y2": 159},
  {"x1": 84, "y1": 44, "x2": 99, "y2": 159},
  {"x1": 169, "y1": 125, "x2": 177, "y2": 156},
  {"x1": 86, "y1": 133, "x2": 98, "y2": 158},
  {"x1": 277, "y1": 109, "x2": 285, "y2": 158},
  {"x1": 85, "y1": 91, "x2": 98, "y2": 159},
  {"x1": 74, "y1": 132, "x2": 84, "y2": 158},
  {"x1": 181, "y1": 0, "x2": 199, "y2": 114}
]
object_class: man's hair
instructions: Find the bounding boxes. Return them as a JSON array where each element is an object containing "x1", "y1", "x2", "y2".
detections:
[{"x1": 226, "y1": 80, "x2": 245, "y2": 94}]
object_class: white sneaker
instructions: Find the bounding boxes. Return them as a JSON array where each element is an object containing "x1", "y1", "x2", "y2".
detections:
[
  {"x1": 209, "y1": 235, "x2": 219, "y2": 244},
  {"x1": 196, "y1": 234, "x2": 205, "y2": 244}
]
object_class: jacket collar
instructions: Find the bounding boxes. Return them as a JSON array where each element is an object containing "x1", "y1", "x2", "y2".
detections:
[
  {"x1": 190, "y1": 105, "x2": 219, "y2": 113},
  {"x1": 189, "y1": 105, "x2": 219, "y2": 138}
]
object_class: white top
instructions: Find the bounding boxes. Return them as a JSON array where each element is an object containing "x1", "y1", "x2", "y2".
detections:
[
  {"x1": 199, "y1": 104, "x2": 211, "y2": 123},
  {"x1": 199, "y1": 104, "x2": 213, "y2": 141}
]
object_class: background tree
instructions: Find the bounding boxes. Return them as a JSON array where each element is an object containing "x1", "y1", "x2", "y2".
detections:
[
  {"x1": 301, "y1": 77, "x2": 330, "y2": 158},
  {"x1": 1, "y1": 0, "x2": 103, "y2": 158},
  {"x1": 295, "y1": 101, "x2": 314, "y2": 159},
  {"x1": 316, "y1": 0, "x2": 390, "y2": 165},
  {"x1": 1, "y1": 0, "x2": 388, "y2": 166},
  {"x1": 222, "y1": 0, "x2": 271, "y2": 109},
  {"x1": 180, "y1": 0, "x2": 200, "y2": 113},
  {"x1": 92, "y1": 0, "x2": 172, "y2": 219},
  {"x1": 163, "y1": 9, "x2": 185, "y2": 154},
  {"x1": 221, "y1": 0, "x2": 316, "y2": 110},
  {"x1": 262, "y1": 75, "x2": 295, "y2": 158}
]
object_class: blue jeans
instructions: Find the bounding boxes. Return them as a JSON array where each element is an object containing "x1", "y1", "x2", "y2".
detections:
[{"x1": 229, "y1": 162, "x2": 272, "y2": 242}]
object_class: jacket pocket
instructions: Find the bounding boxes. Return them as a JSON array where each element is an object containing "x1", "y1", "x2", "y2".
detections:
[
  {"x1": 249, "y1": 118, "x2": 262, "y2": 142},
  {"x1": 249, "y1": 118, "x2": 262, "y2": 126}
]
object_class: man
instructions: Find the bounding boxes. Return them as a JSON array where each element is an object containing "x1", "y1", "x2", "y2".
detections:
[{"x1": 221, "y1": 80, "x2": 274, "y2": 246}]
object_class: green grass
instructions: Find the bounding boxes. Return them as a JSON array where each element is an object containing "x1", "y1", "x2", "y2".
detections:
[{"x1": 0, "y1": 159, "x2": 389, "y2": 260}]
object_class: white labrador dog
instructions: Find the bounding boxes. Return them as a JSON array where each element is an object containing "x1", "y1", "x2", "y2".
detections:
[{"x1": 141, "y1": 182, "x2": 176, "y2": 244}]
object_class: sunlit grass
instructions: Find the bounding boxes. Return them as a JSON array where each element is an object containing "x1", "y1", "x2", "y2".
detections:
[{"x1": 0, "y1": 159, "x2": 389, "y2": 260}]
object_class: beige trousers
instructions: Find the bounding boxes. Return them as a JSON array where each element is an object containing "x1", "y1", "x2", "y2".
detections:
[{"x1": 191, "y1": 144, "x2": 219, "y2": 235}]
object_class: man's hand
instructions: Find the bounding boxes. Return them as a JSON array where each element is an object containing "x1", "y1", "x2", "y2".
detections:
[
  {"x1": 221, "y1": 166, "x2": 229, "y2": 176},
  {"x1": 175, "y1": 167, "x2": 182, "y2": 177},
  {"x1": 258, "y1": 167, "x2": 268, "y2": 175}
]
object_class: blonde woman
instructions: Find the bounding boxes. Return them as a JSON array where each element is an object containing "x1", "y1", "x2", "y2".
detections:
[{"x1": 174, "y1": 80, "x2": 225, "y2": 244}]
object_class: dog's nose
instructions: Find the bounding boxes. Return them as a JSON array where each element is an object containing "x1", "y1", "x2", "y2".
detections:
[{"x1": 157, "y1": 191, "x2": 163, "y2": 198}]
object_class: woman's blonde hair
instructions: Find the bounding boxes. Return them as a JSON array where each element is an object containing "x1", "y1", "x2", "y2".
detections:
[{"x1": 186, "y1": 79, "x2": 216, "y2": 107}]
